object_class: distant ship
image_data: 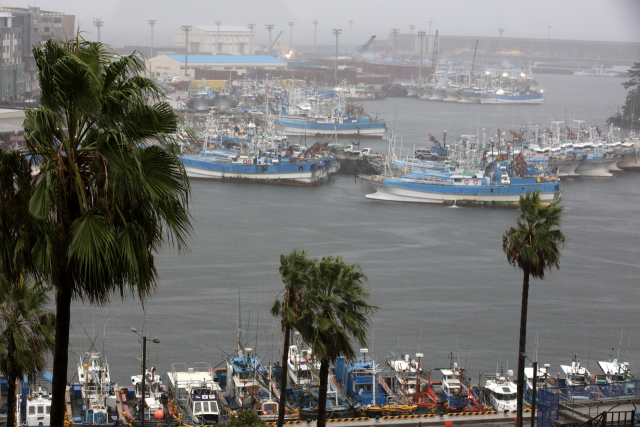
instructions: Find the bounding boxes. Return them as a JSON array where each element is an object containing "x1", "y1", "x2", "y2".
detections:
[{"x1": 573, "y1": 67, "x2": 618, "y2": 77}]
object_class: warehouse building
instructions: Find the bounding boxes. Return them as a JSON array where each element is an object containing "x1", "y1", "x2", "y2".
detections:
[
  {"x1": 148, "y1": 54, "x2": 286, "y2": 80},
  {"x1": 173, "y1": 26, "x2": 254, "y2": 55}
]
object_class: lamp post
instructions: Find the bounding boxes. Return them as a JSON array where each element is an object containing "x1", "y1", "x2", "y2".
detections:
[
  {"x1": 131, "y1": 328, "x2": 160, "y2": 426},
  {"x1": 181, "y1": 25, "x2": 191, "y2": 77},
  {"x1": 332, "y1": 29, "x2": 342, "y2": 80},
  {"x1": 266, "y1": 24, "x2": 274, "y2": 56},
  {"x1": 391, "y1": 29, "x2": 399, "y2": 62},
  {"x1": 409, "y1": 25, "x2": 415, "y2": 54},
  {"x1": 247, "y1": 24, "x2": 255, "y2": 55},
  {"x1": 313, "y1": 20, "x2": 319, "y2": 53},
  {"x1": 288, "y1": 22, "x2": 295, "y2": 50},
  {"x1": 417, "y1": 31, "x2": 425, "y2": 78},
  {"x1": 498, "y1": 28, "x2": 505, "y2": 65},
  {"x1": 348, "y1": 20, "x2": 354, "y2": 51},
  {"x1": 215, "y1": 21, "x2": 222, "y2": 53}
]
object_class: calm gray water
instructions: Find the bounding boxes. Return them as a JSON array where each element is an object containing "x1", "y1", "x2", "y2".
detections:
[{"x1": 66, "y1": 74, "x2": 639, "y2": 385}]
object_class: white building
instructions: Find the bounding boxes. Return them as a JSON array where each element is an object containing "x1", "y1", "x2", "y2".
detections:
[
  {"x1": 148, "y1": 55, "x2": 286, "y2": 79},
  {"x1": 174, "y1": 26, "x2": 254, "y2": 55}
]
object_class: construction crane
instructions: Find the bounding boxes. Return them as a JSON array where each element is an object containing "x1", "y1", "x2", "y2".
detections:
[
  {"x1": 351, "y1": 36, "x2": 376, "y2": 63},
  {"x1": 269, "y1": 31, "x2": 284, "y2": 52},
  {"x1": 430, "y1": 30, "x2": 439, "y2": 79},
  {"x1": 470, "y1": 39, "x2": 479, "y2": 82}
]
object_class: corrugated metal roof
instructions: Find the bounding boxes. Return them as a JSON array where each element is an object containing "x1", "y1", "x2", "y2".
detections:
[{"x1": 164, "y1": 55, "x2": 285, "y2": 65}]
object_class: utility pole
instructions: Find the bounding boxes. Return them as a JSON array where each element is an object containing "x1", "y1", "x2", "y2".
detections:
[
  {"x1": 148, "y1": 20, "x2": 156, "y2": 58},
  {"x1": 547, "y1": 25, "x2": 551, "y2": 57},
  {"x1": 288, "y1": 22, "x2": 295, "y2": 50},
  {"x1": 409, "y1": 25, "x2": 415, "y2": 54},
  {"x1": 247, "y1": 24, "x2": 255, "y2": 55},
  {"x1": 348, "y1": 20, "x2": 354, "y2": 51},
  {"x1": 498, "y1": 28, "x2": 505, "y2": 65},
  {"x1": 332, "y1": 29, "x2": 342, "y2": 80},
  {"x1": 181, "y1": 25, "x2": 191, "y2": 77},
  {"x1": 131, "y1": 328, "x2": 159, "y2": 427},
  {"x1": 391, "y1": 29, "x2": 399, "y2": 62},
  {"x1": 215, "y1": 21, "x2": 222, "y2": 53},
  {"x1": 265, "y1": 24, "x2": 274, "y2": 56},
  {"x1": 93, "y1": 18, "x2": 103, "y2": 42},
  {"x1": 418, "y1": 31, "x2": 425, "y2": 78},
  {"x1": 313, "y1": 20, "x2": 319, "y2": 52}
]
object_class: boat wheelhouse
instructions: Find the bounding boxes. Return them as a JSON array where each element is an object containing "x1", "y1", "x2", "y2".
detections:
[
  {"x1": 167, "y1": 362, "x2": 221, "y2": 425},
  {"x1": 477, "y1": 372, "x2": 517, "y2": 412}
]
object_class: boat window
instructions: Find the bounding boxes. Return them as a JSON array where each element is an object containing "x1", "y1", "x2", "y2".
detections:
[
  {"x1": 38, "y1": 406, "x2": 44, "y2": 414},
  {"x1": 46, "y1": 406, "x2": 51, "y2": 414},
  {"x1": 29, "y1": 406, "x2": 35, "y2": 415},
  {"x1": 366, "y1": 385, "x2": 372, "y2": 392},
  {"x1": 210, "y1": 402, "x2": 219, "y2": 413},
  {"x1": 194, "y1": 402, "x2": 202, "y2": 413},
  {"x1": 202, "y1": 402, "x2": 210, "y2": 412}
]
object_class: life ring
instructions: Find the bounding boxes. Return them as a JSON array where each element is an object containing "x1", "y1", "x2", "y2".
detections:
[
  {"x1": 464, "y1": 179, "x2": 469, "y2": 185},
  {"x1": 294, "y1": 110, "x2": 298, "y2": 114},
  {"x1": 526, "y1": 153, "x2": 532, "y2": 157},
  {"x1": 473, "y1": 179, "x2": 478, "y2": 185},
  {"x1": 243, "y1": 159, "x2": 251, "y2": 164}
]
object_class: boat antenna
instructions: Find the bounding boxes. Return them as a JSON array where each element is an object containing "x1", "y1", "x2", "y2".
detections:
[
  {"x1": 456, "y1": 334, "x2": 460, "y2": 366},
  {"x1": 418, "y1": 325, "x2": 423, "y2": 353},
  {"x1": 617, "y1": 329, "x2": 623, "y2": 361},
  {"x1": 246, "y1": 309, "x2": 252, "y2": 354},
  {"x1": 624, "y1": 333, "x2": 631, "y2": 361},
  {"x1": 255, "y1": 309, "x2": 260, "y2": 357},
  {"x1": 535, "y1": 330, "x2": 539, "y2": 363},
  {"x1": 587, "y1": 338, "x2": 592, "y2": 369}
]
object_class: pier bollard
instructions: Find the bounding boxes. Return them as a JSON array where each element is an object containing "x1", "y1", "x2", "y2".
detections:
[{"x1": 444, "y1": 421, "x2": 453, "y2": 427}]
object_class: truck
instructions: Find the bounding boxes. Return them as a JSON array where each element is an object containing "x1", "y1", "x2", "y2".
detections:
[{"x1": 344, "y1": 145, "x2": 372, "y2": 157}]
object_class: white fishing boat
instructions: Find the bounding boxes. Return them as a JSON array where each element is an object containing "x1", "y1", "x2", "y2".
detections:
[
  {"x1": 477, "y1": 371, "x2": 517, "y2": 411},
  {"x1": 17, "y1": 385, "x2": 52, "y2": 427},
  {"x1": 597, "y1": 359, "x2": 636, "y2": 383},
  {"x1": 72, "y1": 351, "x2": 116, "y2": 425},
  {"x1": 287, "y1": 333, "x2": 318, "y2": 386},
  {"x1": 167, "y1": 362, "x2": 222, "y2": 425}
]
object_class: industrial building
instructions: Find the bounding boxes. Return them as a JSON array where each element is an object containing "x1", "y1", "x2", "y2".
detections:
[
  {"x1": 173, "y1": 26, "x2": 254, "y2": 55},
  {"x1": 0, "y1": 6, "x2": 75, "y2": 96},
  {"x1": 148, "y1": 54, "x2": 286, "y2": 80}
]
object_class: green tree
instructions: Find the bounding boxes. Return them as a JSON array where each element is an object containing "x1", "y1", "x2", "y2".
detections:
[
  {"x1": 502, "y1": 191, "x2": 565, "y2": 427},
  {"x1": 23, "y1": 36, "x2": 192, "y2": 427},
  {"x1": 622, "y1": 62, "x2": 640, "y2": 123},
  {"x1": 228, "y1": 409, "x2": 266, "y2": 427},
  {"x1": 270, "y1": 249, "x2": 313, "y2": 427},
  {"x1": 0, "y1": 276, "x2": 55, "y2": 427},
  {"x1": 297, "y1": 256, "x2": 377, "y2": 427}
]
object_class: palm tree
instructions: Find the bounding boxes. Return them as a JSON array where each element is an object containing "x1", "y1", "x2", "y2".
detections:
[
  {"x1": 297, "y1": 256, "x2": 377, "y2": 427},
  {"x1": 23, "y1": 36, "x2": 192, "y2": 427},
  {"x1": 0, "y1": 276, "x2": 55, "y2": 427},
  {"x1": 503, "y1": 190, "x2": 565, "y2": 427},
  {"x1": 270, "y1": 249, "x2": 312, "y2": 427}
]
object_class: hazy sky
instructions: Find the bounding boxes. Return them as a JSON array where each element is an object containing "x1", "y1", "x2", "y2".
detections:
[{"x1": 15, "y1": 0, "x2": 640, "y2": 48}]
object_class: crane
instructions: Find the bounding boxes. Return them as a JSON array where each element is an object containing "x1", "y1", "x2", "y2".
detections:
[
  {"x1": 269, "y1": 31, "x2": 284, "y2": 52},
  {"x1": 349, "y1": 35, "x2": 376, "y2": 64}
]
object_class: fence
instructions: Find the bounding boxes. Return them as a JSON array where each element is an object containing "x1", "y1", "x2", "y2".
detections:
[{"x1": 537, "y1": 381, "x2": 639, "y2": 427}]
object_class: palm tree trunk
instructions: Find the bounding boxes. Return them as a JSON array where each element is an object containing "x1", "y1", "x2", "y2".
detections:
[
  {"x1": 316, "y1": 360, "x2": 330, "y2": 427},
  {"x1": 277, "y1": 324, "x2": 290, "y2": 427},
  {"x1": 50, "y1": 286, "x2": 72, "y2": 427},
  {"x1": 7, "y1": 373, "x2": 16, "y2": 427},
  {"x1": 516, "y1": 267, "x2": 530, "y2": 427}
]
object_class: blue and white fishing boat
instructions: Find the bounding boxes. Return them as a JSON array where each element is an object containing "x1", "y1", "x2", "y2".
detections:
[
  {"x1": 276, "y1": 115, "x2": 386, "y2": 138},
  {"x1": 476, "y1": 370, "x2": 517, "y2": 412},
  {"x1": 333, "y1": 354, "x2": 388, "y2": 408},
  {"x1": 479, "y1": 90, "x2": 544, "y2": 104},
  {"x1": 573, "y1": 67, "x2": 618, "y2": 77}
]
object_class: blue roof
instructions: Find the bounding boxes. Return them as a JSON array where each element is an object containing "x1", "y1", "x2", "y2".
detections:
[{"x1": 165, "y1": 55, "x2": 285, "y2": 65}]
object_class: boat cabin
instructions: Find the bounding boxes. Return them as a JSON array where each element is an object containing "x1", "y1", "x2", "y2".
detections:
[{"x1": 187, "y1": 386, "x2": 219, "y2": 423}]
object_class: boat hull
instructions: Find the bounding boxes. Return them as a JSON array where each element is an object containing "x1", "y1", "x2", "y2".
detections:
[
  {"x1": 276, "y1": 120, "x2": 386, "y2": 138},
  {"x1": 181, "y1": 156, "x2": 332, "y2": 186},
  {"x1": 548, "y1": 159, "x2": 582, "y2": 179},
  {"x1": 575, "y1": 158, "x2": 613, "y2": 177},
  {"x1": 362, "y1": 177, "x2": 562, "y2": 208},
  {"x1": 479, "y1": 94, "x2": 544, "y2": 104},
  {"x1": 618, "y1": 151, "x2": 640, "y2": 171}
]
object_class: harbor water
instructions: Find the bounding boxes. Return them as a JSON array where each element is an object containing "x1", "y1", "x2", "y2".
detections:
[{"x1": 66, "y1": 74, "x2": 639, "y2": 384}]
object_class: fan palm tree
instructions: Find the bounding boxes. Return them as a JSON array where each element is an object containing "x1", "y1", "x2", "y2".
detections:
[
  {"x1": 296, "y1": 256, "x2": 377, "y2": 427},
  {"x1": 503, "y1": 190, "x2": 565, "y2": 427},
  {"x1": 270, "y1": 249, "x2": 312, "y2": 427},
  {"x1": 23, "y1": 36, "x2": 192, "y2": 427},
  {"x1": 0, "y1": 275, "x2": 55, "y2": 427}
]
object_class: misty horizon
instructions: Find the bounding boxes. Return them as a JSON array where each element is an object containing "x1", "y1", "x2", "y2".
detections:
[{"x1": 10, "y1": 0, "x2": 640, "y2": 49}]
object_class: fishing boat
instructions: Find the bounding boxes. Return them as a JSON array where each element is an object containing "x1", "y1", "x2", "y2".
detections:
[
  {"x1": 573, "y1": 67, "x2": 618, "y2": 77},
  {"x1": 287, "y1": 333, "x2": 317, "y2": 386},
  {"x1": 119, "y1": 368, "x2": 177, "y2": 427},
  {"x1": 276, "y1": 115, "x2": 386, "y2": 139},
  {"x1": 523, "y1": 363, "x2": 552, "y2": 404},
  {"x1": 479, "y1": 90, "x2": 544, "y2": 104},
  {"x1": 67, "y1": 351, "x2": 117, "y2": 425},
  {"x1": 475, "y1": 371, "x2": 517, "y2": 412},
  {"x1": 440, "y1": 363, "x2": 484, "y2": 412},
  {"x1": 16, "y1": 373, "x2": 54, "y2": 427},
  {"x1": 167, "y1": 362, "x2": 223, "y2": 425},
  {"x1": 333, "y1": 354, "x2": 388, "y2": 408},
  {"x1": 597, "y1": 357, "x2": 636, "y2": 383},
  {"x1": 360, "y1": 172, "x2": 561, "y2": 207}
]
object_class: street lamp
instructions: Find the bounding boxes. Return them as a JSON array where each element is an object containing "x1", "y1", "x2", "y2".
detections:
[{"x1": 131, "y1": 327, "x2": 160, "y2": 426}]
